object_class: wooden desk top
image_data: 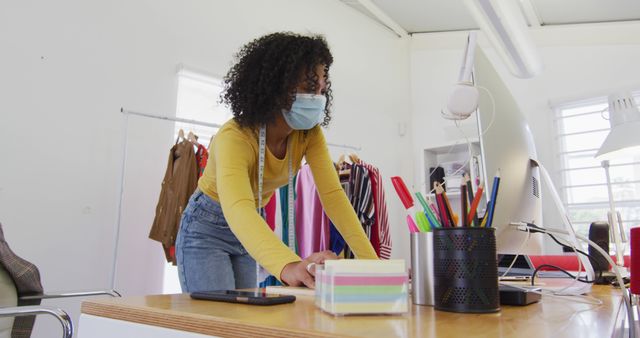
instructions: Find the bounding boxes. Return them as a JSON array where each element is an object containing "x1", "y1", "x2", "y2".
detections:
[{"x1": 81, "y1": 285, "x2": 623, "y2": 338}]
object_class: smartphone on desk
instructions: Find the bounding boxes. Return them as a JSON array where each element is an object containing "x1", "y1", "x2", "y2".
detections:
[{"x1": 190, "y1": 290, "x2": 296, "y2": 306}]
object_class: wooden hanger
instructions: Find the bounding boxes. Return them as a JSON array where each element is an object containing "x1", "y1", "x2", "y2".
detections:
[
  {"x1": 337, "y1": 153, "x2": 351, "y2": 176},
  {"x1": 176, "y1": 129, "x2": 186, "y2": 144},
  {"x1": 187, "y1": 131, "x2": 198, "y2": 144},
  {"x1": 348, "y1": 152, "x2": 360, "y2": 164}
]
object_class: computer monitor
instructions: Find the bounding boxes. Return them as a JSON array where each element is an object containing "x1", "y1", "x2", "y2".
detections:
[{"x1": 474, "y1": 47, "x2": 544, "y2": 255}]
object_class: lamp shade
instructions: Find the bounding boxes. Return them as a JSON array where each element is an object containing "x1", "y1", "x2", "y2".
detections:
[{"x1": 596, "y1": 92, "x2": 640, "y2": 160}]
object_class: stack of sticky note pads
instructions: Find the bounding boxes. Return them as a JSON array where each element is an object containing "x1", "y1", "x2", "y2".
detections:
[{"x1": 315, "y1": 259, "x2": 408, "y2": 315}]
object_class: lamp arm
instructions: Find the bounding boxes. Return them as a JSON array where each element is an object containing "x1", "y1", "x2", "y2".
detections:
[
  {"x1": 617, "y1": 211, "x2": 627, "y2": 242},
  {"x1": 458, "y1": 31, "x2": 477, "y2": 83},
  {"x1": 602, "y1": 160, "x2": 626, "y2": 267}
]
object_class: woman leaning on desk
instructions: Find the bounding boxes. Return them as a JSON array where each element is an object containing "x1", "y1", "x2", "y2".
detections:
[{"x1": 175, "y1": 32, "x2": 378, "y2": 292}]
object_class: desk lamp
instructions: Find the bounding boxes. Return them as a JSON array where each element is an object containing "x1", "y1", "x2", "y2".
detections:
[{"x1": 596, "y1": 91, "x2": 640, "y2": 270}]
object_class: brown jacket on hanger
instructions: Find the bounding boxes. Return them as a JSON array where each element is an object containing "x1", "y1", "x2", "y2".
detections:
[{"x1": 149, "y1": 140, "x2": 199, "y2": 263}]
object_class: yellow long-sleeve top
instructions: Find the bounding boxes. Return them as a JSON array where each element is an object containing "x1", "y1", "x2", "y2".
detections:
[{"x1": 198, "y1": 119, "x2": 378, "y2": 279}]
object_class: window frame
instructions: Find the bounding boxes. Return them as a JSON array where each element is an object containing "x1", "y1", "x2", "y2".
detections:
[{"x1": 552, "y1": 92, "x2": 640, "y2": 253}]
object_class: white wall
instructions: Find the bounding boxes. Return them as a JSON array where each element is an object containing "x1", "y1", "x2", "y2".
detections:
[
  {"x1": 0, "y1": 1, "x2": 412, "y2": 336},
  {"x1": 409, "y1": 21, "x2": 640, "y2": 253},
  {"x1": 9, "y1": 1, "x2": 639, "y2": 335}
]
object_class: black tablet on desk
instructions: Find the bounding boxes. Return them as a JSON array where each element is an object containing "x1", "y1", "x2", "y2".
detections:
[
  {"x1": 498, "y1": 254, "x2": 535, "y2": 276},
  {"x1": 190, "y1": 290, "x2": 296, "y2": 306}
]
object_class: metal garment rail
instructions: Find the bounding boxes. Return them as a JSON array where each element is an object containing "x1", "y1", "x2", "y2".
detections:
[
  {"x1": 111, "y1": 108, "x2": 361, "y2": 289},
  {"x1": 111, "y1": 108, "x2": 222, "y2": 291}
]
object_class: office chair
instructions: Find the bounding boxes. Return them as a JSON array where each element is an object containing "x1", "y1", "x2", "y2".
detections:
[{"x1": 0, "y1": 222, "x2": 119, "y2": 338}]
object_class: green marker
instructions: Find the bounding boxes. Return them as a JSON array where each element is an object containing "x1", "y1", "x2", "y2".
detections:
[
  {"x1": 415, "y1": 211, "x2": 432, "y2": 232},
  {"x1": 415, "y1": 192, "x2": 441, "y2": 228}
]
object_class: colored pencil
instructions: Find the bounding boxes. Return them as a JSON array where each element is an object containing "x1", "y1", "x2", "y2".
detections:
[
  {"x1": 467, "y1": 183, "x2": 484, "y2": 227},
  {"x1": 435, "y1": 182, "x2": 456, "y2": 227},
  {"x1": 480, "y1": 208, "x2": 488, "y2": 227},
  {"x1": 441, "y1": 190, "x2": 457, "y2": 226},
  {"x1": 461, "y1": 184, "x2": 468, "y2": 227},
  {"x1": 464, "y1": 173, "x2": 479, "y2": 226},
  {"x1": 464, "y1": 173, "x2": 474, "y2": 205},
  {"x1": 434, "y1": 183, "x2": 450, "y2": 227},
  {"x1": 486, "y1": 170, "x2": 501, "y2": 228},
  {"x1": 427, "y1": 196, "x2": 441, "y2": 223}
]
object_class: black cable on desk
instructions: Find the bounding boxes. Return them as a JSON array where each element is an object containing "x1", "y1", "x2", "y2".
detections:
[
  {"x1": 515, "y1": 223, "x2": 603, "y2": 286},
  {"x1": 531, "y1": 264, "x2": 600, "y2": 286}
]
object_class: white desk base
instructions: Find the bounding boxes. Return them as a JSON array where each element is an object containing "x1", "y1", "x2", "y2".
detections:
[{"x1": 78, "y1": 314, "x2": 217, "y2": 338}]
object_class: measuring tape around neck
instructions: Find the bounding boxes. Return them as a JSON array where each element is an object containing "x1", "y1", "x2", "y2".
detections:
[{"x1": 258, "y1": 125, "x2": 295, "y2": 251}]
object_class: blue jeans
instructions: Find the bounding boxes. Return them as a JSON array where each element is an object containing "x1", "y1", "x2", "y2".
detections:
[{"x1": 176, "y1": 190, "x2": 257, "y2": 292}]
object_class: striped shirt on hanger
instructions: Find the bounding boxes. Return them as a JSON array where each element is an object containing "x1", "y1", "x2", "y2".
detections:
[
  {"x1": 349, "y1": 164, "x2": 375, "y2": 231},
  {"x1": 360, "y1": 161, "x2": 392, "y2": 259}
]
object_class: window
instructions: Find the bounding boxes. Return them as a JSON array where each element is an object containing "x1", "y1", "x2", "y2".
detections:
[
  {"x1": 554, "y1": 92, "x2": 640, "y2": 253},
  {"x1": 172, "y1": 67, "x2": 232, "y2": 148},
  {"x1": 163, "y1": 66, "x2": 232, "y2": 294}
]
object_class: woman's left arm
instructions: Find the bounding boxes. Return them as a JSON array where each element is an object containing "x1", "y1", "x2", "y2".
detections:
[{"x1": 304, "y1": 127, "x2": 378, "y2": 259}]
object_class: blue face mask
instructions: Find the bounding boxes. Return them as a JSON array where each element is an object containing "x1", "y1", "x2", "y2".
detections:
[{"x1": 282, "y1": 94, "x2": 327, "y2": 130}]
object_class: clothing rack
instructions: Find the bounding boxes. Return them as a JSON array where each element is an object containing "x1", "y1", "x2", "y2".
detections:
[
  {"x1": 120, "y1": 108, "x2": 223, "y2": 128},
  {"x1": 326, "y1": 142, "x2": 361, "y2": 151},
  {"x1": 120, "y1": 108, "x2": 361, "y2": 149},
  {"x1": 111, "y1": 107, "x2": 361, "y2": 290},
  {"x1": 111, "y1": 108, "x2": 223, "y2": 290}
]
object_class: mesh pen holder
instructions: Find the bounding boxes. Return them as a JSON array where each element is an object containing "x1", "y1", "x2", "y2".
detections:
[{"x1": 433, "y1": 227, "x2": 500, "y2": 313}]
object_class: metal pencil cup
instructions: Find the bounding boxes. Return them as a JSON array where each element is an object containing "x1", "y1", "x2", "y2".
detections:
[
  {"x1": 410, "y1": 232, "x2": 434, "y2": 306},
  {"x1": 433, "y1": 227, "x2": 500, "y2": 313}
]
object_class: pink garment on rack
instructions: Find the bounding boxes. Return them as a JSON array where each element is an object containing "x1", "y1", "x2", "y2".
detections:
[
  {"x1": 264, "y1": 193, "x2": 276, "y2": 231},
  {"x1": 361, "y1": 161, "x2": 392, "y2": 259},
  {"x1": 295, "y1": 164, "x2": 330, "y2": 259}
]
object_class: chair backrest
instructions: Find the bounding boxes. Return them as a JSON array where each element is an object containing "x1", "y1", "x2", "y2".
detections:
[
  {"x1": 0, "y1": 222, "x2": 43, "y2": 338},
  {"x1": 0, "y1": 265, "x2": 17, "y2": 338}
]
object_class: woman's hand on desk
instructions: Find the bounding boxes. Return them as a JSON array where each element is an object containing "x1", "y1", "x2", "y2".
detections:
[{"x1": 280, "y1": 251, "x2": 339, "y2": 288}]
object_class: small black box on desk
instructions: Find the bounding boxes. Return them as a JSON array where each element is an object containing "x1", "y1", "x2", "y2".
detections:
[{"x1": 499, "y1": 285, "x2": 541, "y2": 306}]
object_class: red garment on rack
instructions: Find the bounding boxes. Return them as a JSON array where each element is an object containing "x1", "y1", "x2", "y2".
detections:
[
  {"x1": 265, "y1": 193, "x2": 276, "y2": 231},
  {"x1": 195, "y1": 144, "x2": 209, "y2": 178}
]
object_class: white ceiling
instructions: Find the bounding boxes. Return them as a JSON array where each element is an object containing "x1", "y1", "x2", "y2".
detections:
[{"x1": 341, "y1": 0, "x2": 640, "y2": 34}]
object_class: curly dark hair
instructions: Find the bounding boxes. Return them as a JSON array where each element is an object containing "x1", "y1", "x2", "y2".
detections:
[{"x1": 222, "y1": 32, "x2": 334, "y2": 129}]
